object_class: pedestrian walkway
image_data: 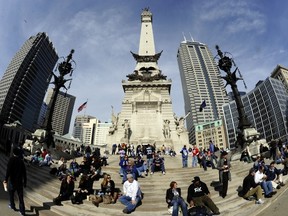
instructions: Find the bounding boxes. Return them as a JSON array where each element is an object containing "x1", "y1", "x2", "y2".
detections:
[{"x1": 0, "y1": 152, "x2": 287, "y2": 216}]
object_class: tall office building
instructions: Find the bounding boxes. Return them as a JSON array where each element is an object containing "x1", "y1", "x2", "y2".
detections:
[
  {"x1": 177, "y1": 39, "x2": 229, "y2": 145},
  {"x1": 72, "y1": 115, "x2": 111, "y2": 146},
  {"x1": 73, "y1": 115, "x2": 97, "y2": 143},
  {"x1": 271, "y1": 65, "x2": 288, "y2": 93},
  {"x1": 45, "y1": 88, "x2": 76, "y2": 135},
  {"x1": 37, "y1": 102, "x2": 48, "y2": 128},
  {"x1": 224, "y1": 76, "x2": 288, "y2": 148},
  {"x1": 0, "y1": 32, "x2": 58, "y2": 131},
  {"x1": 94, "y1": 122, "x2": 112, "y2": 146}
]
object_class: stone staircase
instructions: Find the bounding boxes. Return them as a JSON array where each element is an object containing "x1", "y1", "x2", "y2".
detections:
[{"x1": 0, "y1": 152, "x2": 287, "y2": 216}]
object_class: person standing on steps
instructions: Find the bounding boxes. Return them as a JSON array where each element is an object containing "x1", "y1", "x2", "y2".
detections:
[
  {"x1": 217, "y1": 151, "x2": 231, "y2": 198},
  {"x1": 180, "y1": 145, "x2": 189, "y2": 168},
  {"x1": 209, "y1": 140, "x2": 218, "y2": 165},
  {"x1": 4, "y1": 147, "x2": 27, "y2": 216}
]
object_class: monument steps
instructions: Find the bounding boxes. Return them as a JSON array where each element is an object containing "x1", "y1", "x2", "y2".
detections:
[{"x1": 1, "y1": 152, "x2": 287, "y2": 216}]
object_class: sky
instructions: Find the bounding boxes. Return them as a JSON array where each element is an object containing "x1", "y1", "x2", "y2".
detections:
[{"x1": 0, "y1": 0, "x2": 288, "y2": 134}]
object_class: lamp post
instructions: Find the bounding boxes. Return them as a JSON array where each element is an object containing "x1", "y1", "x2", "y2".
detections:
[
  {"x1": 215, "y1": 45, "x2": 250, "y2": 149},
  {"x1": 43, "y1": 49, "x2": 75, "y2": 149}
]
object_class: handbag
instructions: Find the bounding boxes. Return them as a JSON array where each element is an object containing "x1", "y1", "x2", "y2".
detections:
[
  {"x1": 53, "y1": 196, "x2": 62, "y2": 205},
  {"x1": 91, "y1": 195, "x2": 103, "y2": 207},
  {"x1": 103, "y1": 194, "x2": 112, "y2": 204}
]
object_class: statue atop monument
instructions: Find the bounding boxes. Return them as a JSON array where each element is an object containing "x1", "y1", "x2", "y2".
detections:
[
  {"x1": 109, "y1": 106, "x2": 119, "y2": 135},
  {"x1": 174, "y1": 112, "x2": 191, "y2": 136}
]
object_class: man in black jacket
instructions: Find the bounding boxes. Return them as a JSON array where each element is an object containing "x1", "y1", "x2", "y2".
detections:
[
  {"x1": 242, "y1": 168, "x2": 264, "y2": 204},
  {"x1": 4, "y1": 147, "x2": 27, "y2": 216},
  {"x1": 187, "y1": 176, "x2": 220, "y2": 215}
]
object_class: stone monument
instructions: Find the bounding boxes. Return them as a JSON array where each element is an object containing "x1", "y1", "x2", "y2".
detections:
[{"x1": 107, "y1": 8, "x2": 189, "y2": 153}]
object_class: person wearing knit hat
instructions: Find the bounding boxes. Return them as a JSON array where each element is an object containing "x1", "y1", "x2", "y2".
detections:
[
  {"x1": 217, "y1": 150, "x2": 231, "y2": 198},
  {"x1": 187, "y1": 176, "x2": 220, "y2": 215}
]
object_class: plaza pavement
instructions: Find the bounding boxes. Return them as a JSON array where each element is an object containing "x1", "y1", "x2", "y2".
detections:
[{"x1": 0, "y1": 151, "x2": 287, "y2": 216}]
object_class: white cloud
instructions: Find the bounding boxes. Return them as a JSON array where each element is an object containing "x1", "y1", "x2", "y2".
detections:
[{"x1": 198, "y1": 0, "x2": 266, "y2": 34}]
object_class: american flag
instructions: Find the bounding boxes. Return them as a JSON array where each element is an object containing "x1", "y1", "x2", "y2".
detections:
[{"x1": 78, "y1": 101, "x2": 87, "y2": 112}]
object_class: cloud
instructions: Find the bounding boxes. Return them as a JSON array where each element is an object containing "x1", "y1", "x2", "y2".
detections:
[{"x1": 198, "y1": 0, "x2": 266, "y2": 34}]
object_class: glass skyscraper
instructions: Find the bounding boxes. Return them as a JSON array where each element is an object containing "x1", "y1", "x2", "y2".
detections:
[
  {"x1": 45, "y1": 88, "x2": 76, "y2": 135},
  {"x1": 177, "y1": 39, "x2": 229, "y2": 146},
  {"x1": 0, "y1": 32, "x2": 58, "y2": 131},
  {"x1": 224, "y1": 77, "x2": 288, "y2": 148}
]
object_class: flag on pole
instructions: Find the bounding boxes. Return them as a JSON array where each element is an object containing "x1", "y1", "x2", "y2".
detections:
[
  {"x1": 199, "y1": 100, "x2": 206, "y2": 112},
  {"x1": 78, "y1": 101, "x2": 87, "y2": 112}
]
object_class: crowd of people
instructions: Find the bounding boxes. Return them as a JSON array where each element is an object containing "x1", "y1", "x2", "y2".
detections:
[{"x1": 3, "y1": 139, "x2": 288, "y2": 216}]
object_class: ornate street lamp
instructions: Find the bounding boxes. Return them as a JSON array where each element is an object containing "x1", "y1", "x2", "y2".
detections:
[
  {"x1": 43, "y1": 49, "x2": 76, "y2": 149},
  {"x1": 215, "y1": 45, "x2": 251, "y2": 149}
]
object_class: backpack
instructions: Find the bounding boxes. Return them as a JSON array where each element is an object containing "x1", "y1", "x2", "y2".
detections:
[
  {"x1": 50, "y1": 167, "x2": 58, "y2": 175},
  {"x1": 71, "y1": 192, "x2": 82, "y2": 204},
  {"x1": 188, "y1": 206, "x2": 211, "y2": 216}
]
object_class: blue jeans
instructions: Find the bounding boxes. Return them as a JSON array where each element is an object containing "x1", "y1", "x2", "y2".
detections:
[
  {"x1": 192, "y1": 156, "x2": 198, "y2": 167},
  {"x1": 146, "y1": 158, "x2": 153, "y2": 171},
  {"x1": 202, "y1": 158, "x2": 207, "y2": 171},
  {"x1": 136, "y1": 164, "x2": 147, "y2": 176},
  {"x1": 182, "y1": 156, "x2": 188, "y2": 167},
  {"x1": 171, "y1": 197, "x2": 188, "y2": 216},
  {"x1": 261, "y1": 181, "x2": 273, "y2": 195},
  {"x1": 211, "y1": 154, "x2": 218, "y2": 164},
  {"x1": 119, "y1": 195, "x2": 141, "y2": 212}
]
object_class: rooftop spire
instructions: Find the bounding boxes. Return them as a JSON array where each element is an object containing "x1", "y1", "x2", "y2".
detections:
[
  {"x1": 127, "y1": 8, "x2": 165, "y2": 81},
  {"x1": 189, "y1": 32, "x2": 195, "y2": 42},
  {"x1": 182, "y1": 32, "x2": 187, "y2": 42}
]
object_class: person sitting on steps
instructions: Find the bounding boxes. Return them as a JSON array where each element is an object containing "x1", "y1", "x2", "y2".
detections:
[
  {"x1": 71, "y1": 174, "x2": 91, "y2": 204},
  {"x1": 166, "y1": 181, "x2": 188, "y2": 216},
  {"x1": 98, "y1": 174, "x2": 118, "y2": 205},
  {"x1": 265, "y1": 161, "x2": 285, "y2": 189},
  {"x1": 241, "y1": 168, "x2": 264, "y2": 204},
  {"x1": 254, "y1": 165, "x2": 275, "y2": 198},
  {"x1": 187, "y1": 176, "x2": 220, "y2": 215},
  {"x1": 53, "y1": 174, "x2": 75, "y2": 205},
  {"x1": 119, "y1": 174, "x2": 143, "y2": 214},
  {"x1": 151, "y1": 153, "x2": 166, "y2": 175}
]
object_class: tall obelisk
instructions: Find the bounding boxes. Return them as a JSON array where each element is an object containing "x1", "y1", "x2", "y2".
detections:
[{"x1": 107, "y1": 8, "x2": 188, "y2": 153}]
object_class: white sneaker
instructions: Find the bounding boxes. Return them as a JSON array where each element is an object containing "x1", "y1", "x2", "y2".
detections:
[
  {"x1": 256, "y1": 199, "x2": 264, "y2": 204},
  {"x1": 150, "y1": 172, "x2": 153, "y2": 175},
  {"x1": 162, "y1": 172, "x2": 166, "y2": 175}
]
